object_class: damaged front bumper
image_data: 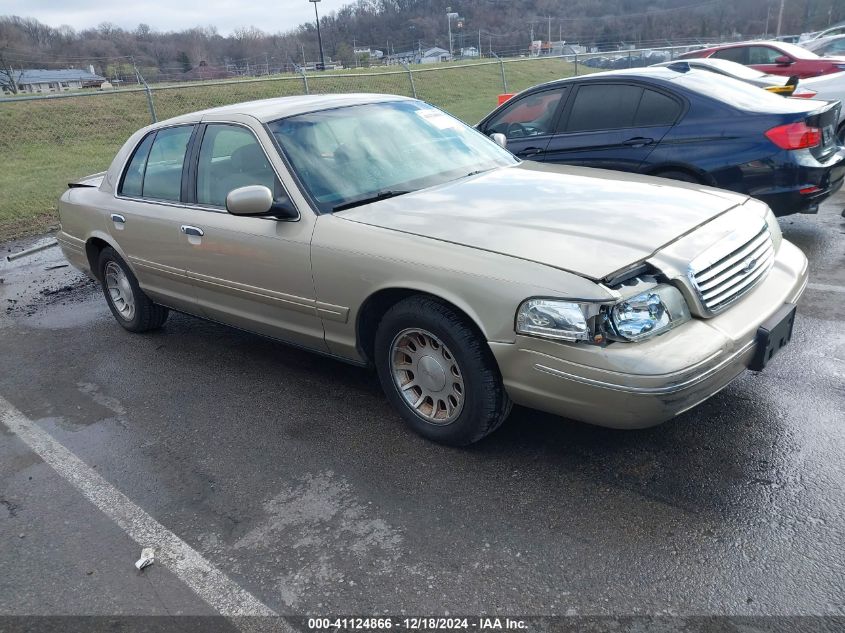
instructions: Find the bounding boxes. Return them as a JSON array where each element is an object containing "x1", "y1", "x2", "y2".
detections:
[{"x1": 490, "y1": 240, "x2": 809, "y2": 429}]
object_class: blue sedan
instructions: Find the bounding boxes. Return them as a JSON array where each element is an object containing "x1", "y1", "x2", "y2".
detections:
[{"x1": 477, "y1": 66, "x2": 844, "y2": 216}]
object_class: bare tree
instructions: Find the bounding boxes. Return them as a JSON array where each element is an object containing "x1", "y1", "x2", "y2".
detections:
[{"x1": 0, "y1": 49, "x2": 19, "y2": 94}]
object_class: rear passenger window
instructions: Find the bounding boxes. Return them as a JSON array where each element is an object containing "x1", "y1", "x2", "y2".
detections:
[
  {"x1": 565, "y1": 84, "x2": 643, "y2": 132},
  {"x1": 120, "y1": 133, "x2": 154, "y2": 197},
  {"x1": 142, "y1": 126, "x2": 194, "y2": 202},
  {"x1": 634, "y1": 89, "x2": 682, "y2": 126},
  {"x1": 712, "y1": 47, "x2": 746, "y2": 64}
]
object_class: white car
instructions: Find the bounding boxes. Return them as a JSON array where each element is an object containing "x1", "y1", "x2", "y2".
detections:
[
  {"x1": 802, "y1": 35, "x2": 845, "y2": 57},
  {"x1": 799, "y1": 23, "x2": 845, "y2": 43},
  {"x1": 794, "y1": 72, "x2": 845, "y2": 142}
]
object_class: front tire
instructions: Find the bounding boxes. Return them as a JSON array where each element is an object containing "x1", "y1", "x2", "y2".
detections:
[
  {"x1": 374, "y1": 296, "x2": 512, "y2": 446},
  {"x1": 98, "y1": 247, "x2": 168, "y2": 332}
]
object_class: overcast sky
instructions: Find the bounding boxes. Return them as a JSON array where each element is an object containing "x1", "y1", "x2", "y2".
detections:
[{"x1": 3, "y1": 0, "x2": 353, "y2": 35}]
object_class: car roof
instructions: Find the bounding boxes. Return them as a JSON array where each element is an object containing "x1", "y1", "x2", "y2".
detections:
[
  {"x1": 696, "y1": 40, "x2": 818, "y2": 59},
  {"x1": 530, "y1": 65, "x2": 690, "y2": 91},
  {"x1": 155, "y1": 93, "x2": 414, "y2": 126}
]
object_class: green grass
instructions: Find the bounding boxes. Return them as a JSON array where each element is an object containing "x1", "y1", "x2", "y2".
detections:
[{"x1": 0, "y1": 57, "x2": 589, "y2": 241}]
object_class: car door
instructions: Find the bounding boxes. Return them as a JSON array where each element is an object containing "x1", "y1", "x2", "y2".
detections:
[
  {"x1": 542, "y1": 82, "x2": 681, "y2": 171},
  {"x1": 480, "y1": 86, "x2": 569, "y2": 160},
  {"x1": 178, "y1": 119, "x2": 327, "y2": 351},
  {"x1": 108, "y1": 124, "x2": 200, "y2": 312}
]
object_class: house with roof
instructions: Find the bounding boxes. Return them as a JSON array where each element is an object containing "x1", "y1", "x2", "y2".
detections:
[{"x1": 3, "y1": 68, "x2": 106, "y2": 95}]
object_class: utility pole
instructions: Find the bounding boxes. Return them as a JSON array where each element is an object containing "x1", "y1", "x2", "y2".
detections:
[
  {"x1": 309, "y1": 0, "x2": 326, "y2": 70},
  {"x1": 548, "y1": 15, "x2": 551, "y2": 48},
  {"x1": 446, "y1": 10, "x2": 459, "y2": 57},
  {"x1": 479, "y1": 29, "x2": 482, "y2": 56},
  {"x1": 776, "y1": 0, "x2": 785, "y2": 38}
]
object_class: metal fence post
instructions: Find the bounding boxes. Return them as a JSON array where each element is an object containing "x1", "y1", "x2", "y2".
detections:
[
  {"x1": 132, "y1": 58, "x2": 157, "y2": 123},
  {"x1": 401, "y1": 62, "x2": 417, "y2": 99},
  {"x1": 628, "y1": 51, "x2": 633, "y2": 68},
  {"x1": 299, "y1": 66, "x2": 309, "y2": 94},
  {"x1": 573, "y1": 53, "x2": 578, "y2": 76},
  {"x1": 491, "y1": 52, "x2": 508, "y2": 93}
]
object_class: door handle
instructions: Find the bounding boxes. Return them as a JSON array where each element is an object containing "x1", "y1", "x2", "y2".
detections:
[
  {"x1": 623, "y1": 137, "x2": 654, "y2": 148},
  {"x1": 517, "y1": 147, "x2": 545, "y2": 158},
  {"x1": 180, "y1": 225, "x2": 204, "y2": 237},
  {"x1": 110, "y1": 213, "x2": 125, "y2": 224}
]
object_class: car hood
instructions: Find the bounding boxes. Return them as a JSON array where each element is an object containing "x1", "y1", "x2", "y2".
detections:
[{"x1": 337, "y1": 163, "x2": 748, "y2": 281}]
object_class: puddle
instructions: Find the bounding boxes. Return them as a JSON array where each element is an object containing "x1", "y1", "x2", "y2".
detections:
[{"x1": 1, "y1": 234, "x2": 102, "y2": 329}]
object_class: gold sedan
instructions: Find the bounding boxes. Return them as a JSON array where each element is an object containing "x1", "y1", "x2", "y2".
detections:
[{"x1": 57, "y1": 95, "x2": 808, "y2": 445}]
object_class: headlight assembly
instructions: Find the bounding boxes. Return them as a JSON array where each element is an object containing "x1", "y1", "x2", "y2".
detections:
[
  {"x1": 516, "y1": 299, "x2": 591, "y2": 342},
  {"x1": 609, "y1": 284, "x2": 690, "y2": 341}
]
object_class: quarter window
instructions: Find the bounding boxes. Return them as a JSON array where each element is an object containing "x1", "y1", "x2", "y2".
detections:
[
  {"x1": 634, "y1": 89, "x2": 682, "y2": 126},
  {"x1": 141, "y1": 125, "x2": 194, "y2": 202},
  {"x1": 565, "y1": 84, "x2": 643, "y2": 132},
  {"x1": 196, "y1": 124, "x2": 285, "y2": 208},
  {"x1": 120, "y1": 133, "x2": 155, "y2": 197},
  {"x1": 485, "y1": 88, "x2": 567, "y2": 139}
]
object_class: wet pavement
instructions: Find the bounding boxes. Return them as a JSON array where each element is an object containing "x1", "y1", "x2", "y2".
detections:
[{"x1": 1, "y1": 191, "x2": 843, "y2": 626}]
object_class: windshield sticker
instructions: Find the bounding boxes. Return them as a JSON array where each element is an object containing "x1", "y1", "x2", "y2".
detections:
[{"x1": 416, "y1": 109, "x2": 462, "y2": 130}]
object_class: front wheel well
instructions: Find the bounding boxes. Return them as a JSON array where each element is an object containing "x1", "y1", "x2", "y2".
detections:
[
  {"x1": 356, "y1": 288, "x2": 486, "y2": 365},
  {"x1": 85, "y1": 237, "x2": 111, "y2": 280}
]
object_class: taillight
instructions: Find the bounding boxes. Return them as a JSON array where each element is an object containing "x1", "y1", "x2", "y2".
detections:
[
  {"x1": 791, "y1": 89, "x2": 817, "y2": 98},
  {"x1": 765, "y1": 121, "x2": 821, "y2": 150}
]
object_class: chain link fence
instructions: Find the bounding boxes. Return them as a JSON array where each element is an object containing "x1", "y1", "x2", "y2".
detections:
[{"x1": 0, "y1": 44, "x2": 696, "y2": 240}]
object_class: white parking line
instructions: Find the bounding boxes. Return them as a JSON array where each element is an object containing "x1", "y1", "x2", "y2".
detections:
[
  {"x1": 807, "y1": 282, "x2": 845, "y2": 294},
  {"x1": 0, "y1": 395, "x2": 278, "y2": 619}
]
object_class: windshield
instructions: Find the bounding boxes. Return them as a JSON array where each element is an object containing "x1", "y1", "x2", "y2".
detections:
[
  {"x1": 267, "y1": 100, "x2": 517, "y2": 212},
  {"x1": 774, "y1": 41, "x2": 820, "y2": 59}
]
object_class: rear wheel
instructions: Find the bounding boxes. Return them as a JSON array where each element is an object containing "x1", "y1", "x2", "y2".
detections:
[
  {"x1": 653, "y1": 169, "x2": 702, "y2": 184},
  {"x1": 374, "y1": 296, "x2": 512, "y2": 446},
  {"x1": 98, "y1": 247, "x2": 168, "y2": 333}
]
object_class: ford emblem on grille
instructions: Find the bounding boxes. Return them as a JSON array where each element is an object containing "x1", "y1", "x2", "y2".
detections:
[
  {"x1": 742, "y1": 256, "x2": 758, "y2": 273},
  {"x1": 687, "y1": 216, "x2": 775, "y2": 316}
]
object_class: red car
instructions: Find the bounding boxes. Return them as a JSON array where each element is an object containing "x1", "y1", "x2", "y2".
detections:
[{"x1": 679, "y1": 41, "x2": 845, "y2": 79}]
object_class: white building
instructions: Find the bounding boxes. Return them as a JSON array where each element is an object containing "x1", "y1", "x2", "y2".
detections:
[{"x1": 3, "y1": 68, "x2": 106, "y2": 95}]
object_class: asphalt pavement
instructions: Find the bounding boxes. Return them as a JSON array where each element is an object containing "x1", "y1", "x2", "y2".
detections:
[{"x1": 1, "y1": 190, "x2": 843, "y2": 631}]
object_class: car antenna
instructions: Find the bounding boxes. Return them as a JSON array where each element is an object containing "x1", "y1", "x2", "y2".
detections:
[{"x1": 667, "y1": 61, "x2": 691, "y2": 73}]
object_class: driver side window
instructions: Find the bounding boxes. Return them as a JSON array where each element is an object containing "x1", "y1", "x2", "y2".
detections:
[
  {"x1": 485, "y1": 88, "x2": 567, "y2": 139},
  {"x1": 748, "y1": 46, "x2": 784, "y2": 64},
  {"x1": 196, "y1": 124, "x2": 287, "y2": 208}
]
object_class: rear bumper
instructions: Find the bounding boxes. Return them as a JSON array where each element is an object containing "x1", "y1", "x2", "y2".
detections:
[
  {"x1": 490, "y1": 240, "x2": 809, "y2": 429},
  {"x1": 752, "y1": 148, "x2": 845, "y2": 216}
]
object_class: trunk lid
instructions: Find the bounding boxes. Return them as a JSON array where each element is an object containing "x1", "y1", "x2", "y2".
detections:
[
  {"x1": 806, "y1": 100, "x2": 841, "y2": 160},
  {"x1": 68, "y1": 171, "x2": 107, "y2": 189}
]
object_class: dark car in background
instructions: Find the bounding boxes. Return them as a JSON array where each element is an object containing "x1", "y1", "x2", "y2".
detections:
[
  {"x1": 678, "y1": 41, "x2": 845, "y2": 79},
  {"x1": 477, "y1": 67, "x2": 844, "y2": 215}
]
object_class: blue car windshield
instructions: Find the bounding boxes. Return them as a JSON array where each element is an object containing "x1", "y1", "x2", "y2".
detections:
[{"x1": 267, "y1": 100, "x2": 517, "y2": 212}]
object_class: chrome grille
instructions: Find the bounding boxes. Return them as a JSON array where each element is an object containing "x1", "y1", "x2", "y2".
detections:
[{"x1": 688, "y1": 220, "x2": 775, "y2": 315}]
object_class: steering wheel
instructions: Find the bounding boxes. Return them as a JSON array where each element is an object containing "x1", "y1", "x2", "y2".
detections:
[{"x1": 506, "y1": 122, "x2": 529, "y2": 139}]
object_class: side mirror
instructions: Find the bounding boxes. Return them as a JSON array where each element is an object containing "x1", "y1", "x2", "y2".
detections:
[
  {"x1": 774, "y1": 55, "x2": 793, "y2": 65},
  {"x1": 490, "y1": 132, "x2": 508, "y2": 149},
  {"x1": 225, "y1": 185, "x2": 297, "y2": 219}
]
